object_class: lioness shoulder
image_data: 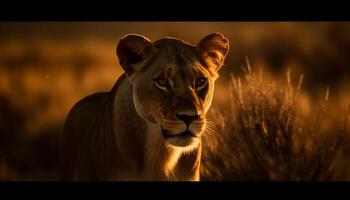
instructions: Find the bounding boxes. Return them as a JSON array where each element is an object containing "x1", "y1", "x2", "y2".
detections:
[{"x1": 61, "y1": 33, "x2": 229, "y2": 181}]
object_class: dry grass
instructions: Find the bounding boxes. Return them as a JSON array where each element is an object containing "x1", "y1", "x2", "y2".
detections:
[
  {"x1": 201, "y1": 58, "x2": 350, "y2": 181},
  {"x1": 1, "y1": 23, "x2": 350, "y2": 180}
]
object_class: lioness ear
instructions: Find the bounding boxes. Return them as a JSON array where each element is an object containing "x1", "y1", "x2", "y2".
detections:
[
  {"x1": 116, "y1": 34, "x2": 155, "y2": 75},
  {"x1": 196, "y1": 33, "x2": 229, "y2": 71}
]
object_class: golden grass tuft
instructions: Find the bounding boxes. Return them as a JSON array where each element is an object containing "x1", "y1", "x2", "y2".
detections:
[{"x1": 201, "y1": 59, "x2": 350, "y2": 181}]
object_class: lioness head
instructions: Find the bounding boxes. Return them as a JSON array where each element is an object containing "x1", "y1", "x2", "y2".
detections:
[{"x1": 116, "y1": 33, "x2": 229, "y2": 149}]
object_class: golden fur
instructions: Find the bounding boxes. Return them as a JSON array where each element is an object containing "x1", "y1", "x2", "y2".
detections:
[{"x1": 61, "y1": 33, "x2": 229, "y2": 181}]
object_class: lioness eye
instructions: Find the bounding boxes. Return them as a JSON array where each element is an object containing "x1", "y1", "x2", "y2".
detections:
[
  {"x1": 154, "y1": 78, "x2": 168, "y2": 89},
  {"x1": 195, "y1": 77, "x2": 207, "y2": 90}
]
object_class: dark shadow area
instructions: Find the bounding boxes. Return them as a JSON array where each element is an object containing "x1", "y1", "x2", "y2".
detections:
[{"x1": 0, "y1": 22, "x2": 349, "y2": 180}]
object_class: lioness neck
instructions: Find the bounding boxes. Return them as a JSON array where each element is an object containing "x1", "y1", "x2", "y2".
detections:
[
  {"x1": 143, "y1": 123, "x2": 182, "y2": 180},
  {"x1": 112, "y1": 74, "x2": 188, "y2": 180}
]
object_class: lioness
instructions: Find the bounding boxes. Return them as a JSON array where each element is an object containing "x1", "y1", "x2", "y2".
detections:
[{"x1": 61, "y1": 33, "x2": 229, "y2": 181}]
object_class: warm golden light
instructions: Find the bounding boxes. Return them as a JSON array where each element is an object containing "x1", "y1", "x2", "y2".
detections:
[{"x1": 0, "y1": 22, "x2": 349, "y2": 180}]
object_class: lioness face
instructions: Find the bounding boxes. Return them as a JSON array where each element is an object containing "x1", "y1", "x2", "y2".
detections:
[{"x1": 117, "y1": 33, "x2": 229, "y2": 148}]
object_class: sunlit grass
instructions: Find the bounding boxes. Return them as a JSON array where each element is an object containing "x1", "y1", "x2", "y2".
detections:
[
  {"x1": 201, "y1": 59, "x2": 350, "y2": 181},
  {"x1": 0, "y1": 23, "x2": 350, "y2": 180}
]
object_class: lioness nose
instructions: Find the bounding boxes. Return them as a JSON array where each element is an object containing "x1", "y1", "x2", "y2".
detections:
[{"x1": 175, "y1": 113, "x2": 200, "y2": 126}]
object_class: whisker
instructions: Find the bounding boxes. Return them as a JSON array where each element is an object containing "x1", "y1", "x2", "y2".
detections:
[
  {"x1": 206, "y1": 120, "x2": 217, "y2": 127},
  {"x1": 205, "y1": 125, "x2": 215, "y2": 131},
  {"x1": 205, "y1": 124, "x2": 217, "y2": 132},
  {"x1": 204, "y1": 129, "x2": 215, "y2": 138},
  {"x1": 204, "y1": 125, "x2": 216, "y2": 136},
  {"x1": 206, "y1": 121, "x2": 218, "y2": 131}
]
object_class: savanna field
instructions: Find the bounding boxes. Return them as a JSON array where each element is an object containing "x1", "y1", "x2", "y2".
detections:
[{"x1": 0, "y1": 22, "x2": 350, "y2": 180}]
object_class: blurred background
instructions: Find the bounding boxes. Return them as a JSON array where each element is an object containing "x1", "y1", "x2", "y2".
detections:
[{"x1": 0, "y1": 22, "x2": 349, "y2": 180}]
